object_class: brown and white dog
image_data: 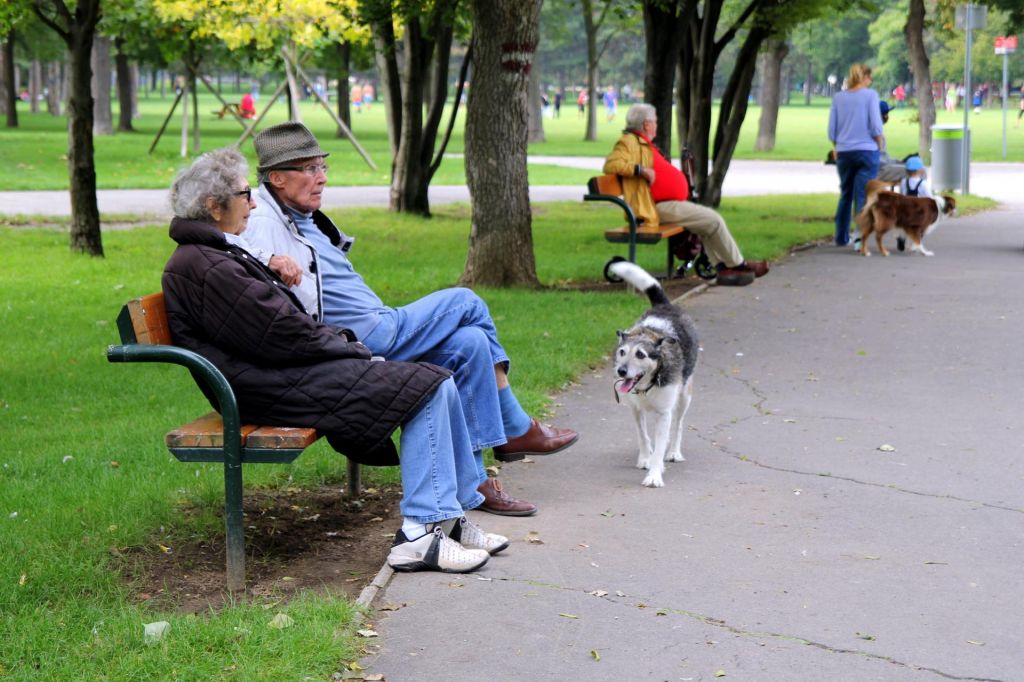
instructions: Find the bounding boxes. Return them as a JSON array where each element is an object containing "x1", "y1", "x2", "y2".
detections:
[{"x1": 855, "y1": 191, "x2": 956, "y2": 257}]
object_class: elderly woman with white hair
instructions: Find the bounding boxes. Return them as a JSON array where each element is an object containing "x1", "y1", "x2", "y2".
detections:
[
  {"x1": 162, "y1": 148, "x2": 508, "y2": 573},
  {"x1": 604, "y1": 103, "x2": 768, "y2": 286}
]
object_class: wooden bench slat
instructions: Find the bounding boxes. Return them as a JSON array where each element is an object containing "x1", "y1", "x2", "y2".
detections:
[
  {"x1": 246, "y1": 425, "x2": 319, "y2": 450},
  {"x1": 127, "y1": 293, "x2": 172, "y2": 345},
  {"x1": 604, "y1": 224, "x2": 685, "y2": 244},
  {"x1": 165, "y1": 412, "x2": 259, "y2": 448}
]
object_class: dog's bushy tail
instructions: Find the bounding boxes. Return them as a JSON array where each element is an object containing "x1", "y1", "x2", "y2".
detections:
[{"x1": 608, "y1": 261, "x2": 670, "y2": 307}]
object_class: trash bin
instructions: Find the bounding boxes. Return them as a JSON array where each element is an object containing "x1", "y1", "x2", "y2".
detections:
[{"x1": 930, "y1": 124, "x2": 963, "y2": 192}]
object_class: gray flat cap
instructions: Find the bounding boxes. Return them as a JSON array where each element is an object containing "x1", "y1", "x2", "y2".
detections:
[{"x1": 254, "y1": 122, "x2": 330, "y2": 172}]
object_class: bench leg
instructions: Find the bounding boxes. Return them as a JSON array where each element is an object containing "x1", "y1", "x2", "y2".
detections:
[
  {"x1": 223, "y1": 460, "x2": 246, "y2": 592},
  {"x1": 346, "y1": 459, "x2": 361, "y2": 498}
]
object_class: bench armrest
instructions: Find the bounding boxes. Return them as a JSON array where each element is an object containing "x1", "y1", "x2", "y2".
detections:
[
  {"x1": 584, "y1": 192, "x2": 643, "y2": 262},
  {"x1": 106, "y1": 343, "x2": 242, "y2": 455}
]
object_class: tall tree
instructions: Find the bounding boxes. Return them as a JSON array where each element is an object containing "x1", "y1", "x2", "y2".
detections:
[
  {"x1": 905, "y1": 0, "x2": 934, "y2": 163},
  {"x1": 461, "y1": 0, "x2": 542, "y2": 287},
  {"x1": 91, "y1": 34, "x2": 113, "y2": 134},
  {"x1": 114, "y1": 37, "x2": 134, "y2": 131},
  {"x1": 754, "y1": 37, "x2": 788, "y2": 152},
  {"x1": 363, "y1": 0, "x2": 460, "y2": 215},
  {"x1": 33, "y1": 0, "x2": 104, "y2": 256},
  {"x1": 2, "y1": 32, "x2": 16, "y2": 127}
]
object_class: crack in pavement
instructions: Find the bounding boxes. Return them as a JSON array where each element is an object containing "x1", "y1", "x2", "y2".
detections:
[
  {"x1": 489, "y1": 576, "x2": 1005, "y2": 682},
  {"x1": 697, "y1": 375, "x2": 1024, "y2": 514}
]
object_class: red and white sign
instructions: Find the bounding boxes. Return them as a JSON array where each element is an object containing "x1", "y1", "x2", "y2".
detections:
[{"x1": 994, "y1": 35, "x2": 1018, "y2": 54}]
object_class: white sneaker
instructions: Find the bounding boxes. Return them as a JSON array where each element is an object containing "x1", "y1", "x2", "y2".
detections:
[
  {"x1": 450, "y1": 516, "x2": 510, "y2": 555},
  {"x1": 387, "y1": 527, "x2": 489, "y2": 573}
]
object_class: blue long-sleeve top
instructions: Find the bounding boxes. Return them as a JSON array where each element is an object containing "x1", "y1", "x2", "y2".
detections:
[{"x1": 828, "y1": 88, "x2": 884, "y2": 152}]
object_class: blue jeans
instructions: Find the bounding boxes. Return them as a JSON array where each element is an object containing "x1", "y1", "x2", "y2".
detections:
[
  {"x1": 362, "y1": 288, "x2": 510, "y2": 481},
  {"x1": 834, "y1": 149, "x2": 880, "y2": 245},
  {"x1": 398, "y1": 377, "x2": 485, "y2": 522}
]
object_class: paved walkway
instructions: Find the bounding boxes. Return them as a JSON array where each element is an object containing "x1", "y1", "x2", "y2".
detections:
[
  {"x1": 1, "y1": 159, "x2": 1021, "y2": 215},
  {"x1": 364, "y1": 200, "x2": 1024, "y2": 680}
]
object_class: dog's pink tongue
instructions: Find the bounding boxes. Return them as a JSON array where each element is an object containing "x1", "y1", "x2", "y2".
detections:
[{"x1": 618, "y1": 378, "x2": 637, "y2": 393}]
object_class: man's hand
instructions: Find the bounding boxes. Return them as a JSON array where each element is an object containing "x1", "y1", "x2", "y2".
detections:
[
  {"x1": 268, "y1": 255, "x2": 303, "y2": 286},
  {"x1": 639, "y1": 166, "x2": 656, "y2": 185}
]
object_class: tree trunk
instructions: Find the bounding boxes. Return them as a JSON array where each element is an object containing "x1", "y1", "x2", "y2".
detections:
[
  {"x1": 29, "y1": 60, "x2": 42, "y2": 114},
  {"x1": 754, "y1": 38, "x2": 788, "y2": 152},
  {"x1": 643, "y1": 0, "x2": 686, "y2": 159},
  {"x1": 527, "y1": 58, "x2": 545, "y2": 143},
  {"x1": 3, "y1": 33, "x2": 16, "y2": 127},
  {"x1": 803, "y1": 59, "x2": 812, "y2": 105},
  {"x1": 905, "y1": 0, "x2": 935, "y2": 164},
  {"x1": 91, "y1": 35, "x2": 112, "y2": 135},
  {"x1": 582, "y1": 0, "x2": 599, "y2": 142},
  {"x1": 114, "y1": 39, "x2": 134, "y2": 131},
  {"x1": 461, "y1": 0, "x2": 542, "y2": 287},
  {"x1": 371, "y1": 17, "x2": 403, "y2": 160},
  {"x1": 34, "y1": 0, "x2": 104, "y2": 255},
  {"x1": 336, "y1": 41, "x2": 351, "y2": 134},
  {"x1": 46, "y1": 61, "x2": 62, "y2": 115},
  {"x1": 369, "y1": 1, "x2": 456, "y2": 215},
  {"x1": 703, "y1": 26, "x2": 769, "y2": 206}
]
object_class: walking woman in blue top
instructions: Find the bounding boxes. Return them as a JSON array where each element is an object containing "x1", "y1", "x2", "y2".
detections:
[{"x1": 828, "y1": 64, "x2": 885, "y2": 246}]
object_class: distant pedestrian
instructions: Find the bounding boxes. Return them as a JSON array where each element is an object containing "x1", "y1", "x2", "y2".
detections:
[
  {"x1": 1016, "y1": 85, "x2": 1024, "y2": 128},
  {"x1": 827, "y1": 63, "x2": 884, "y2": 247},
  {"x1": 554, "y1": 87, "x2": 563, "y2": 118},
  {"x1": 362, "y1": 83, "x2": 374, "y2": 111},
  {"x1": 351, "y1": 83, "x2": 363, "y2": 114},
  {"x1": 893, "y1": 84, "x2": 906, "y2": 108},
  {"x1": 603, "y1": 85, "x2": 617, "y2": 122},
  {"x1": 945, "y1": 84, "x2": 958, "y2": 112},
  {"x1": 577, "y1": 88, "x2": 587, "y2": 118}
]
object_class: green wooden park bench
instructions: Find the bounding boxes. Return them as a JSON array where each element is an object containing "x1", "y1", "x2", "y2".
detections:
[{"x1": 107, "y1": 293, "x2": 361, "y2": 592}]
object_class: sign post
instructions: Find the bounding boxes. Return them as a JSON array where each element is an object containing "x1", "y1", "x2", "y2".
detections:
[
  {"x1": 956, "y1": 3, "x2": 987, "y2": 194},
  {"x1": 995, "y1": 35, "x2": 1018, "y2": 159}
]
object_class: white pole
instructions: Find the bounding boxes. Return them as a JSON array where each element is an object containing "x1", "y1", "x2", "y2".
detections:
[
  {"x1": 961, "y1": 4, "x2": 972, "y2": 194},
  {"x1": 1002, "y1": 52, "x2": 1008, "y2": 159}
]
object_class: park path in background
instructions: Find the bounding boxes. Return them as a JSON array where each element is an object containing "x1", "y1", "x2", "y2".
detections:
[{"x1": 1, "y1": 159, "x2": 1022, "y2": 216}]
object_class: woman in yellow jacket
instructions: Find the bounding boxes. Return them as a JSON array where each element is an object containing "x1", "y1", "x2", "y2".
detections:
[{"x1": 604, "y1": 103, "x2": 767, "y2": 286}]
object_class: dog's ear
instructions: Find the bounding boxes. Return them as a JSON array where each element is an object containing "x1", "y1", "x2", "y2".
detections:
[
  {"x1": 617, "y1": 330, "x2": 627, "y2": 342},
  {"x1": 654, "y1": 336, "x2": 677, "y2": 347}
]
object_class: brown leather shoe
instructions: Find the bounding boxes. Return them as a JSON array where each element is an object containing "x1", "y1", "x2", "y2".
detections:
[
  {"x1": 492, "y1": 418, "x2": 579, "y2": 462},
  {"x1": 742, "y1": 260, "x2": 770, "y2": 277},
  {"x1": 715, "y1": 268, "x2": 756, "y2": 286},
  {"x1": 477, "y1": 478, "x2": 537, "y2": 516}
]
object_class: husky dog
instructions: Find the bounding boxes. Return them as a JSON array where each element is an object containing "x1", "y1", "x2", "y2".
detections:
[{"x1": 610, "y1": 261, "x2": 699, "y2": 488}]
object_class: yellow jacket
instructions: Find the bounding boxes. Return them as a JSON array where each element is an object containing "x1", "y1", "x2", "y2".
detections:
[{"x1": 603, "y1": 132, "x2": 659, "y2": 227}]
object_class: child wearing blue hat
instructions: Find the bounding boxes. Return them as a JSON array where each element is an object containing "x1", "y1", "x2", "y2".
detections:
[
  {"x1": 900, "y1": 156, "x2": 931, "y2": 198},
  {"x1": 894, "y1": 155, "x2": 932, "y2": 252}
]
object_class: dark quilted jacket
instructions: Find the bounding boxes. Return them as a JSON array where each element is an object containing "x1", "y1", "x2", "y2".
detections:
[{"x1": 161, "y1": 217, "x2": 451, "y2": 465}]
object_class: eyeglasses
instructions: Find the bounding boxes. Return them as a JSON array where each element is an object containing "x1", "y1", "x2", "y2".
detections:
[
  {"x1": 275, "y1": 163, "x2": 329, "y2": 176},
  {"x1": 233, "y1": 187, "x2": 252, "y2": 201}
]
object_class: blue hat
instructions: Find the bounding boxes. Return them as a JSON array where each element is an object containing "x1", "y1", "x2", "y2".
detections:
[
  {"x1": 879, "y1": 101, "x2": 892, "y2": 116},
  {"x1": 905, "y1": 156, "x2": 924, "y2": 172}
]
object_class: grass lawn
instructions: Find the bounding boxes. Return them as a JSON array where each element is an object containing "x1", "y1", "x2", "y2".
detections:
[
  {"x1": 9, "y1": 192, "x2": 1003, "y2": 679},
  {"x1": 1, "y1": 92, "x2": 1021, "y2": 191}
]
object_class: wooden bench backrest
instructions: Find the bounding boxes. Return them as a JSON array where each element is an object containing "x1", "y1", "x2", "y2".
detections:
[
  {"x1": 587, "y1": 174, "x2": 624, "y2": 197},
  {"x1": 123, "y1": 293, "x2": 172, "y2": 345}
]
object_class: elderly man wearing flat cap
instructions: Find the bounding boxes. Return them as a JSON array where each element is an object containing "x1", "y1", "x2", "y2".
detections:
[{"x1": 244, "y1": 122, "x2": 577, "y2": 517}]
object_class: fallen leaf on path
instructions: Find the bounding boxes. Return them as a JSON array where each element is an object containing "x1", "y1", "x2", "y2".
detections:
[
  {"x1": 877, "y1": 444, "x2": 896, "y2": 452},
  {"x1": 559, "y1": 613, "x2": 578, "y2": 619},
  {"x1": 357, "y1": 629, "x2": 378, "y2": 638},
  {"x1": 589, "y1": 590, "x2": 608, "y2": 597},
  {"x1": 378, "y1": 603, "x2": 403, "y2": 612},
  {"x1": 856, "y1": 633, "x2": 876, "y2": 641},
  {"x1": 590, "y1": 650, "x2": 600, "y2": 661},
  {"x1": 967, "y1": 640, "x2": 985, "y2": 646},
  {"x1": 715, "y1": 670, "x2": 727, "y2": 678}
]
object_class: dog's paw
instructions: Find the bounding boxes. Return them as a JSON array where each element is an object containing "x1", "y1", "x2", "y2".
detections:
[
  {"x1": 665, "y1": 451, "x2": 685, "y2": 462},
  {"x1": 921, "y1": 249, "x2": 934, "y2": 257},
  {"x1": 880, "y1": 249, "x2": 890, "y2": 257},
  {"x1": 860, "y1": 250, "x2": 870, "y2": 257},
  {"x1": 641, "y1": 472, "x2": 665, "y2": 488},
  {"x1": 636, "y1": 454, "x2": 650, "y2": 470}
]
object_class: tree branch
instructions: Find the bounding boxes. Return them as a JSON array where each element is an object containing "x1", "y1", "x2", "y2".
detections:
[{"x1": 31, "y1": 1, "x2": 70, "y2": 43}]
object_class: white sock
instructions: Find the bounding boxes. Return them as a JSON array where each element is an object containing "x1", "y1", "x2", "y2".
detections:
[{"x1": 401, "y1": 519, "x2": 427, "y2": 540}]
